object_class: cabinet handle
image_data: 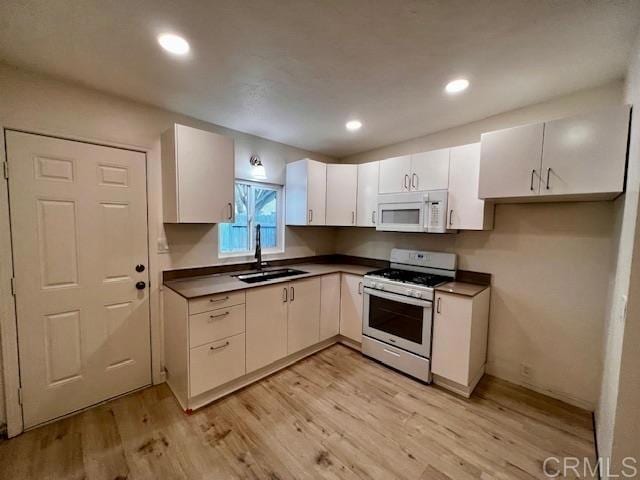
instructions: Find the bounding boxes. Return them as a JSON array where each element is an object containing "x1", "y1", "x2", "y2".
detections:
[
  {"x1": 412, "y1": 173, "x2": 418, "y2": 190},
  {"x1": 546, "y1": 167, "x2": 552, "y2": 190},
  {"x1": 436, "y1": 297, "x2": 441, "y2": 314},
  {"x1": 209, "y1": 341, "x2": 230, "y2": 352},
  {"x1": 403, "y1": 174, "x2": 409, "y2": 191},
  {"x1": 351, "y1": 211, "x2": 355, "y2": 224},
  {"x1": 358, "y1": 281, "x2": 363, "y2": 295},
  {"x1": 530, "y1": 169, "x2": 536, "y2": 191},
  {"x1": 283, "y1": 287, "x2": 288, "y2": 303},
  {"x1": 209, "y1": 296, "x2": 229, "y2": 303},
  {"x1": 371, "y1": 210, "x2": 376, "y2": 224},
  {"x1": 448, "y1": 209, "x2": 453, "y2": 227},
  {"x1": 227, "y1": 203, "x2": 233, "y2": 220},
  {"x1": 290, "y1": 286, "x2": 295, "y2": 302},
  {"x1": 208, "y1": 311, "x2": 229, "y2": 322},
  {"x1": 308, "y1": 209, "x2": 313, "y2": 223}
]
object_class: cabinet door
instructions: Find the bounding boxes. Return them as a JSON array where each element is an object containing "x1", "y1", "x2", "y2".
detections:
[
  {"x1": 379, "y1": 155, "x2": 411, "y2": 194},
  {"x1": 326, "y1": 164, "x2": 358, "y2": 226},
  {"x1": 448, "y1": 143, "x2": 494, "y2": 230},
  {"x1": 320, "y1": 274, "x2": 341, "y2": 340},
  {"x1": 340, "y1": 274, "x2": 364, "y2": 343},
  {"x1": 307, "y1": 160, "x2": 327, "y2": 225},
  {"x1": 410, "y1": 148, "x2": 450, "y2": 191},
  {"x1": 540, "y1": 105, "x2": 630, "y2": 196},
  {"x1": 246, "y1": 284, "x2": 288, "y2": 372},
  {"x1": 175, "y1": 124, "x2": 234, "y2": 223},
  {"x1": 478, "y1": 123, "x2": 544, "y2": 199},
  {"x1": 287, "y1": 277, "x2": 321, "y2": 354},
  {"x1": 356, "y1": 162, "x2": 380, "y2": 227},
  {"x1": 431, "y1": 293, "x2": 472, "y2": 385},
  {"x1": 189, "y1": 334, "x2": 246, "y2": 397}
]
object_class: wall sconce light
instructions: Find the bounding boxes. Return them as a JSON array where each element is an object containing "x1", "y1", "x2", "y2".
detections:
[{"x1": 250, "y1": 154, "x2": 267, "y2": 180}]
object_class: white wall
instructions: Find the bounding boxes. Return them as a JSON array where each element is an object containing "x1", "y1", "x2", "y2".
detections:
[
  {"x1": 0, "y1": 63, "x2": 337, "y2": 428},
  {"x1": 338, "y1": 82, "x2": 625, "y2": 409},
  {"x1": 597, "y1": 30, "x2": 640, "y2": 476}
]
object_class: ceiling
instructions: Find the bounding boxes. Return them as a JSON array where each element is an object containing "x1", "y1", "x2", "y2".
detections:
[{"x1": 1, "y1": 1, "x2": 639, "y2": 157}]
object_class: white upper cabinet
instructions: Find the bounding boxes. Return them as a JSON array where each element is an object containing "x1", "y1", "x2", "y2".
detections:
[
  {"x1": 478, "y1": 123, "x2": 544, "y2": 200},
  {"x1": 540, "y1": 105, "x2": 630, "y2": 197},
  {"x1": 448, "y1": 143, "x2": 494, "y2": 230},
  {"x1": 356, "y1": 162, "x2": 380, "y2": 227},
  {"x1": 326, "y1": 164, "x2": 358, "y2": 226},
  {"x1": 285, "y1": 158, "x2": 327, "y2": 225},
  {"x1": 379, "y1": 155, "x2": 412, "y2": 193},
  {"x1": 410, "y1": 148, "x2": 450, "y2": 192},
  {"x1": 162, "y1": 124, "x2": 235, "y2": 223}
]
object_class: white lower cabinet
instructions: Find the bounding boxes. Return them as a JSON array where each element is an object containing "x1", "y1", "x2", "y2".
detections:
[
  {"x1": 189, "y1": 334, "x2": 246, "y2": 397},
  {"x1": 246, "y1": 283, "x2": 288, "y2": 372},
  {"x1": 432, "y1": 288, "x2": 491, "y2": 397},
  {"x1": 287, "y1": 277, "x2": 321, "y2": 354},
  {"x1": 320, "y1": 273, "x2": 341, "y2": 340},
  {"x1": 340, "y1": 274, "x2": 364, "y2": 343}
]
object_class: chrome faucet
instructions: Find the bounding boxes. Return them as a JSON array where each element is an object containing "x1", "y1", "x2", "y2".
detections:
[{"x1": 254, "y1": 223, "x2": 262, "y2": 270}]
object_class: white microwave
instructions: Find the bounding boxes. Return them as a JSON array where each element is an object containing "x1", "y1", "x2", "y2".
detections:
[{"x1": 376, "y1": 190, "x2": 454, "y2": 233}]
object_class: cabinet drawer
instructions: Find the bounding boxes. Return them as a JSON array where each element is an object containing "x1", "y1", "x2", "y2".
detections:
[
  {"x1": 189, "y1": 304, "x2": 245, "y2": 348},
  {"x1": 189, "y1": 334, "x2": 246, "y2": 397},
  {"x1": 189, "y1": 290, "x2": 245, "y2": 315}
]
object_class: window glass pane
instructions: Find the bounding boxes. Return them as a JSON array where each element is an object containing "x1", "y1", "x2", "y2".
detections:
[
  {"x1": 254, "y1": 187, "x2": 278, "y2": 249},
  {"x1": 219, "y1": 184, "x2": 250, "y2": 253}
]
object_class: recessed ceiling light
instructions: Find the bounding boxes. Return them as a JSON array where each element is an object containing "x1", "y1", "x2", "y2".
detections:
[
  {"x1": 346, "y1": 120, "x2": 362, "y2": 131},
  {"x1": 158, "y1": 33, "x2": 190, "y2": 55},
  {"x1": 445, "y1": 78, "x2": 470, "y2": 94}
]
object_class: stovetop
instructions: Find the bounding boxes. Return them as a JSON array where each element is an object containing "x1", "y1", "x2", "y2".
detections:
[{"x1": 366, "y1": 268, "x2": 451, "y2": 288}]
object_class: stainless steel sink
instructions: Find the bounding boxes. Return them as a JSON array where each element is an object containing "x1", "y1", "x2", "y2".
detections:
[{"x1": 234, "y1": 268, "x2": 307, "y2": 284}]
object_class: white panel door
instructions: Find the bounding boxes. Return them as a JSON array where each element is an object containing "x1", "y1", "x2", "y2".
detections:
[
  {"x1": 340, "y1": 274, "x2": 364, "y2": 343},
  {"x1": 7, "y1": 131, "x2": 151, "y2": 428},
  {"x1": 307, "y1": 160, "x2": 327, "y2": 225},
  {"x1": 410, "y1": 148, "x2": 450, "y2": 191},
  {"x1": 356, "y1": 162, "x2": 379, "y2": 227},
  {"x1": 540, "y1": 105, "x2": 630, "y2": 196},
  {"x1": 478, "y1": 123, "x2": 544, "y2": 199},
  {"x1": 287, "y1": 277, "x2": 321, "y2": 354},
  {"x1": 379, "y1": 155, "x2": 411, "y2": 194},
  {"x1": 326, "y1": 164, "x2": 358, "y2": 226}
]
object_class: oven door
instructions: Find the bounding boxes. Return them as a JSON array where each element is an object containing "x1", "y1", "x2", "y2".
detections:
[{"x1": 363, "y1": 287, "x2": 433, "y2": 357}]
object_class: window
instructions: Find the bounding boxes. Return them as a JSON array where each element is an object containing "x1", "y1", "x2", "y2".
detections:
[{"x1": 219, "y1": 181, "x2": 284, "y2": 256}]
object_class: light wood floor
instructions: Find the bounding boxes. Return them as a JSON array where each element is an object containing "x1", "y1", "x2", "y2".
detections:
[{"x1": 0, "y1": 344, "x2": 596, "y2": 479}]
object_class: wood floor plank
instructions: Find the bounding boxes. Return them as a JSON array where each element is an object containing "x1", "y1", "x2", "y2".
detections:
[{"x1": 0, "y1": 344, "x2": 596, "y2": 480}]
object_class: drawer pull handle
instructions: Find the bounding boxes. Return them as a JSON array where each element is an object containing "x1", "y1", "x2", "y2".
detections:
[
  {"x1": 208, "y1": 312, "x2": 229, "y2": 322},
  {"x1": 210, "y1": 341, "x2": 230, "y2": 352},
  {"x1": 383, "y1": 348, "x2": 401, "y2": 358},
  {"x1": 209, "y1": 296, "x2": 229, "y2": 303}
]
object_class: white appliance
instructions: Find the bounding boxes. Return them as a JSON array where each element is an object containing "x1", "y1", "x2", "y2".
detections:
[
  {"x1": 362, "y1": 248, "x2": 457, "y2": 383},
  {"x1": 376, "y1": 190, "x2": 453, "y2": 233}
]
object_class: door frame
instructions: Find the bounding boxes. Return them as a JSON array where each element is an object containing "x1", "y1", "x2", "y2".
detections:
[{"x1": 0, "y1": 126, "x2": 163, "y2": 437}]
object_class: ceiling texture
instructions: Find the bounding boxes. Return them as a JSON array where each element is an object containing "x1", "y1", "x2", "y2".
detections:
[{"x1": 1, "y1": 0, "x2": 639, "y2": 157}]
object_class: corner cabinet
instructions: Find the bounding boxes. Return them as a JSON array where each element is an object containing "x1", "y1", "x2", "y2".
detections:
[
  {"x1": 285, "y1": 158, "x2": 327, "y2": 225},
  {"x1": 479, "y1": 105, "x2": 630, "y2": 202},
  {"x1": 447, "y1": 143, "x2": 494, "y2": 230},
  {"x1": 431, "y1": 287, "x2": 490, "y2": 397},
  {"x1": 162, "y1": 124, "x2": 235, "y2": 223},
  {"x1": 326, "y1": 164, "x2": 358, "y2": 226}
]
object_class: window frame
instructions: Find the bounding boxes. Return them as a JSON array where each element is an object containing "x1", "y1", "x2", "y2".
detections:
[{"x1": 218, "y1": 179, "x2": 285, "y2": 258}]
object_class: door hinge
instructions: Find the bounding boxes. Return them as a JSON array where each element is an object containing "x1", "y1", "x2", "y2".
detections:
[
  {"x1": 11, "y1": 277, "x2": 16, "y2": 296},
  {"x1": 17, "y1": 388, "x2": 23, "y2": 405},
  {"x1": 2, "y1": 161, "x2": 8, "y2": 180}
]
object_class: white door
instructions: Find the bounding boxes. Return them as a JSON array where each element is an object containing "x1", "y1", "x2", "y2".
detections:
[
  {"x1": 320, "y1": 274, "x2": 341, "y2": 340},
  {"x1": 540, "y1": 105, "x2": 630, "y2": 196},
  {"x1": 307, "y1": 160, "x2": 327, "y2": 225},
  {"x1": 326, "y1": 164, "x2": 358, "y2": 226},
  {"x1": 356, "y1": 162, "x2": 379, "y2": 227},
  {"x1": 431, "y1": 293, "x2": 472, "y2": 385},
  {"x1": 7, "y1": 131, "x2": 151, "y2": 428},
  {"x1": 379, "y1": 155, "x2": 411, "y2": 194},
  {"x1": 478, "y1": 123, "x2": 544, "y2": 199},
  {"x1": 448, "y1": 143, "x2": 493, "y2": 230},
  {"x1": 340, "y1": 274, "x2": 364, "y2": 343},
  {"x1": 287, "y1": 278, "x2": 321, "y2": 354},
  {"x1": 410, "y1": 148, "x2": 450, "y2": 191},
  {"x1": 246, "y1": 284, "x2": 287, "y2": 372}
]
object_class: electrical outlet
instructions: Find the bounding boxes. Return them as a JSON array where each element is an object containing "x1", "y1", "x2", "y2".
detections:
[{"x1": 520, "y1": 364, "x2": 532, "y2": 379}]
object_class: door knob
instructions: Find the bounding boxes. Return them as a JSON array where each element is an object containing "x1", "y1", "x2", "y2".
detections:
[
  {"x1": 135, "y1": 264, "x2": 145, "y2": 273},
  {"x1": 135, "y1": 281, "x2": 146, "y2": 290}
]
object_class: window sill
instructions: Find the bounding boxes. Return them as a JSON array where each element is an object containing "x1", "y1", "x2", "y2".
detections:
[{"x1": 218, "y1": 249, "x2": 285, "y2": 260}]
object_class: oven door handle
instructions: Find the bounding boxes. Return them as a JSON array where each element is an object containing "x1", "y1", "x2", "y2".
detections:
[{"x1": 363, "y1": 287, "x2": 433, "y2": 308}]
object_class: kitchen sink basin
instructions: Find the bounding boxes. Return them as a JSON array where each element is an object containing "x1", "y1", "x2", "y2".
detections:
[{"x1": 235, "y1": 268, "x2": 307, "y2": 284}]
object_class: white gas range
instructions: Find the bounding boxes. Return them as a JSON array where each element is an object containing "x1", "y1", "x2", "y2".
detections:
[{"x1": 361, "y1": 248, "x2": 457, "y2": 383}]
